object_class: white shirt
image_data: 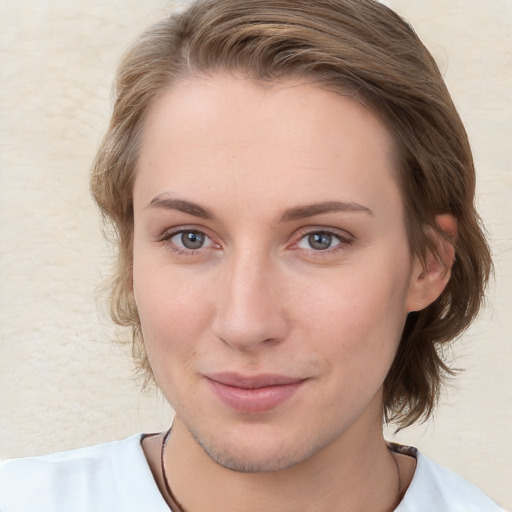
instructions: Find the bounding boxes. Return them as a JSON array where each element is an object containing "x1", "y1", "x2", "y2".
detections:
[{"x1": 0, "y1": 434, "x2": 505, "y2": 511}]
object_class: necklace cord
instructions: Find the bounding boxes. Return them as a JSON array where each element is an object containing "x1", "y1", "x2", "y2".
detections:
[{"x1": 161, "y1": 426, "x2": 187, "y2": 512}]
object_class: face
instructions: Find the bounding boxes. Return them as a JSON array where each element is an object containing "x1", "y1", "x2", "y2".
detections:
[{"x1": 133, "y1": 74, "x2": 418, "y2": 472}]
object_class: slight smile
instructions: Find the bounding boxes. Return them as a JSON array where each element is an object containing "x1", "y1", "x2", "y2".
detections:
[{"x1": 205, "y1": 373, "x2": 307, "y2": 414}]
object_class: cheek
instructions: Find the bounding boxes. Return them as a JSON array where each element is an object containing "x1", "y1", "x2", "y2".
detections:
[
  {"x1": 135, "y1": 282, "x2": 209, "y2": 410},
  {"x1": 292, "y1": 257, "x2": 410, "y2": 373},
  {"x1": 132, "y1": 257, "x2": 214, "y2": 381}
]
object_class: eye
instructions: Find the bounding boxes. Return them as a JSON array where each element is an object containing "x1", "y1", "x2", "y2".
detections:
[
  {"x1": 167, "y1": 229, "x2": 215, "y2": 251},
  {"x1": 174, "y1": 230, "x2": 205, "y2": 249},
  {"x1": 297, "y1": 231, "x2": 343, "y2": 251}
]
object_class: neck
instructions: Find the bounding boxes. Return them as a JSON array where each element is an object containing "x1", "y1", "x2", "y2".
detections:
[{"x1": 161, "y1": 417, "x2": 401, "y2": 512}]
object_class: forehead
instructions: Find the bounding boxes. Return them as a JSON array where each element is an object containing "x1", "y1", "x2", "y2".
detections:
[{"x1": 135, "y1": 74, "x2": 401, "y2": 219}]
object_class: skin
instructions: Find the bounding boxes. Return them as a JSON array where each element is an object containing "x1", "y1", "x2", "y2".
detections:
[{"x1": 133, "y1": 75, "x2": 454, "y2": 512}]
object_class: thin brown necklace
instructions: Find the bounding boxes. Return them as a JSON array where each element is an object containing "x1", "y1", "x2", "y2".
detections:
[
  {"x1": 160, "y1": 427, "x2": 402, "y2": 512},
  {"x1": 161, "y1": 427, "x2": 188, "y2": 512}
]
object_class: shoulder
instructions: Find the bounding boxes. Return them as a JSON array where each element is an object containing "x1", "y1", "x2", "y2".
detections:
[
  {"x1": 0, "y1": 434, "x2": 168, "y2": 512},
  {"x1": 395, "y1": 448, "x2": 505, "y2": 512}
]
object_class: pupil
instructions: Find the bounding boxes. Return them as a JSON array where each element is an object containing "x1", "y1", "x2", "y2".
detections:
[
  {"x1": 309, "y1": 233, "x2": 332, "y2": 250},
  {"x1": 181, "y1": 231, "x2": 204, "y2": 249}
]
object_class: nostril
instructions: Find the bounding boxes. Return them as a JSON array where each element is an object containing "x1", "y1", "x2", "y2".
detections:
[{"x1": 212, "y1": 302, "x2": 289, "y2": 351}]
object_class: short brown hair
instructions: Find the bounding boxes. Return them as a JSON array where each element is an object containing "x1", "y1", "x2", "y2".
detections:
[{"x1": 90, "y1": 0, "x2": 492, "y2": 427}]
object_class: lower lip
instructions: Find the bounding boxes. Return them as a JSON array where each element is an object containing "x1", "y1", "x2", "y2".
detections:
[{"x1": 207, "y1": 379, "x2": 304, "y2": 413}]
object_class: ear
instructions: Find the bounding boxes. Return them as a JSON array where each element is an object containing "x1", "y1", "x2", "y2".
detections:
[{"x1": 406, "y1": 214, "x2": 457, "y2": 313}]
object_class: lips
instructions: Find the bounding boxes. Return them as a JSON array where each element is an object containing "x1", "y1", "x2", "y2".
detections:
[{"x1": 205, "y1": 372, "x2": 306, "y2": 413}]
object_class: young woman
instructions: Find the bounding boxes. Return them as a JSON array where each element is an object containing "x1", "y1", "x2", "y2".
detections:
[{"x1": 0, "y1": 1, "x2": 505, "y2": 510}]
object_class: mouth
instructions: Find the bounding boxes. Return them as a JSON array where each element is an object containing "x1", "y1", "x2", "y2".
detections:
[{"x1": 205, "y1": 372, "x2": 306, "y2": 413}]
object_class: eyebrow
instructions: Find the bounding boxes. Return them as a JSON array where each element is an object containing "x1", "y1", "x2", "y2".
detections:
[
  {"x1": 279, "y1": 201, "x2": 373, "y2": 222},
  {"x1": 145, "y1": 195, "x2": 372, "y2": 222},
  {"x1": 145, "y1": 195, "x2": 214, "y2": 219}
]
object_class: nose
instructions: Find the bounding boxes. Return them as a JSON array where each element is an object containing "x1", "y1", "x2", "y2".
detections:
[{"x1": 211, "y1": 250, "x2": 290, "y2": 351}]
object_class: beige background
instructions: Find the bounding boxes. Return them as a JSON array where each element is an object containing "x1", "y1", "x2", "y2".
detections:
[{"x1": 0, "y1": 0, "x2": 510, "y2": 508}]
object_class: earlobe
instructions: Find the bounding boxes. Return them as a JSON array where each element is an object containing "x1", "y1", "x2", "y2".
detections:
[{"x1": 406, "y1": 214, "x2": 457, "y2": 313}]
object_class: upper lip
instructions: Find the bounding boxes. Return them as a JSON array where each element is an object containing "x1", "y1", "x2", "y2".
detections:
[{"x1": 206, "y1": 372, "x2": 305, "y2": 389}]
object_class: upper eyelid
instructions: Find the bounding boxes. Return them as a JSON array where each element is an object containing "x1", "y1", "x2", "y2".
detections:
[
  {"x1": 158, "y1": 225, "x2": 212, "y2": 240},
  {"x1": 293, "y1": 225, "x2": 354, "y2": 241}
]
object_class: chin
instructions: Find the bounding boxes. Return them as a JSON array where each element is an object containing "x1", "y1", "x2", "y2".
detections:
[
  {"x1": 199, "y1": 439, "x2": 311, "y2": 473},
  {"x1": 187, "y1": 421, "x2": 330, "y2": 474}
]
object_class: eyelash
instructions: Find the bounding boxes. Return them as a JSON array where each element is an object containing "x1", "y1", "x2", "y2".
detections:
[{"x1": 157, "y1": 227, "x2": 353, "y2": 257}]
